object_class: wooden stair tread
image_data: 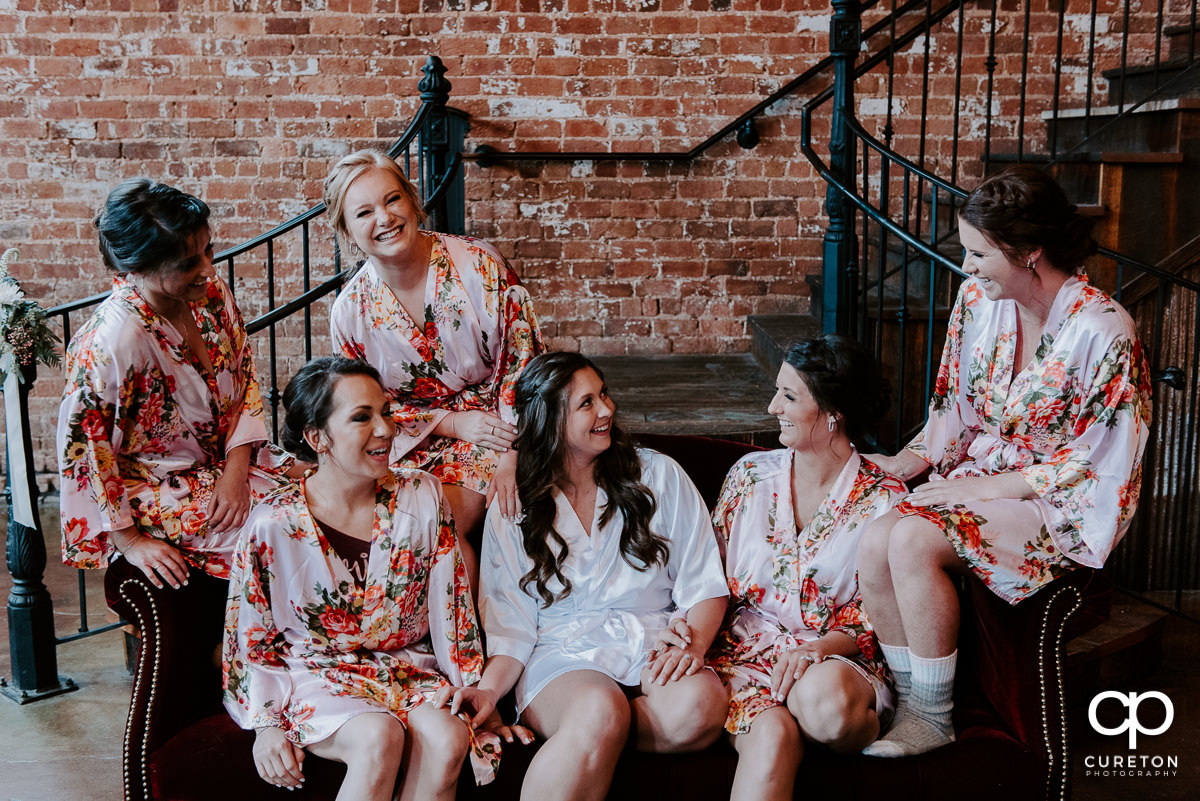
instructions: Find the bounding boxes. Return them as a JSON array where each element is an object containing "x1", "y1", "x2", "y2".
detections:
[{"x1": 1065, "y1": 598, "x2": 1169, "y2": 664}]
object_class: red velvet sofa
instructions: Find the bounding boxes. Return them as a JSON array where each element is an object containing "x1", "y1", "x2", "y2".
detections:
[{"x1": 104, "y1": 433, "x2": 1109, "y2": 801}]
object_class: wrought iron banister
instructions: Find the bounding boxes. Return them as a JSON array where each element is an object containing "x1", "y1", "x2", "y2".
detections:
[{"x1": 805, "y1": 0, "x2": 1200, "y2": 616}]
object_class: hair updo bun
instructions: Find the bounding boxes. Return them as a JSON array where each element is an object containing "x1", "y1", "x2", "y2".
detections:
[
  {"x1": 282, "y1": 356, "x2": 384, "y2": 462},
  {"x1": 958, "y1": 165, "x2": 1097, "y2": 271},
  {"x1": 783, "y1": 334, "x2": 890, "y2": 445},
  {"x1": 94, "y1": 178, "x2": 210, "y2": 275}
]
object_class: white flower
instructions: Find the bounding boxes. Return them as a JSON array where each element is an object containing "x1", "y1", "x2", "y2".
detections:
[{"x1": 0, "y1": 280, "x2": 24, "y2": 306}]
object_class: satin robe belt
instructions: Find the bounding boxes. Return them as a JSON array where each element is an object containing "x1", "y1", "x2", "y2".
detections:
[
  {"x1": 955, "y1": 432, "x2": 1035, "y2": 476},
  {"x1": 551, "y1": 608, "x2": 666, "y2": 678},
  {"x1": 727, "y1": 606, "x2": 814, "y2": 662}
]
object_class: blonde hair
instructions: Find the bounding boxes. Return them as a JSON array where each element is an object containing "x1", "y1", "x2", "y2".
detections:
[{"x1": 322, "y1": 149, "x2": 427, "y2": 256}]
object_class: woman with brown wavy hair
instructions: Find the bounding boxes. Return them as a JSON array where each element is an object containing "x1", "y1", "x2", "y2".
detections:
[{"x1": 444, "y1": 351, "x2": 730, "y2": 801}]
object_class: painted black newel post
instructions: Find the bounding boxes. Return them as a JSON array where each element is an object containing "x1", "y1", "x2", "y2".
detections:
[
  {"x1": 3, "y1": 364, "x2": 75, "y2": 703},
  {"x1": 822, "y1": 0, "x2": 862, "y2": 336},
  {"x1": 419, "y1": 55, "x2": 454, "y2": 235}
]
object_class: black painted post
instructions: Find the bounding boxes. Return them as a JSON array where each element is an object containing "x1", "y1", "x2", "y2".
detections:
[
  {"x1": 2, "y1": 364, "x2": 75, "y2": 703},
  {"x1": 822, "y1": 0, "x2": 862, "y2": 335},
  {"x1": 419, "y1": 56, "x2": 453, "y2": 235}
]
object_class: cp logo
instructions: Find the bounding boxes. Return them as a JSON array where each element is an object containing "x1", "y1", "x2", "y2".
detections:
[{"x1": 1088, "y1": 691, "x2": 1174, "y2": 749}]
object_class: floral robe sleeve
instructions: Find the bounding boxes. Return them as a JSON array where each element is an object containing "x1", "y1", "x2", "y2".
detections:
[
  {"x1": 56, "y1": 275, "x2": 287, "y2": 579},
  {"x1": 709, "y1": 449, "x2": 907, "y2": 734},
  {"x1": 330, "y1": 234, "x2": 543, "y2": 492},
  {"x1": 223, "y1": 469, "x2": 500, "y2": 784},
  {"x1": 906, "y1": 276, "x2": 1152, "y2": 566}
]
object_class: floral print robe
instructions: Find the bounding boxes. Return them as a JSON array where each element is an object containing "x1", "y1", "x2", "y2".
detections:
[
  {"x1": 57, "y1": 275, "x2": 287, "y2": 579},
  {"x1": 222, "y1": 469, "x2": 501, "y2": 785},
  {"x1": 480, "y1": 449, "x2": 729, "y2": 713},
  {"x1": 330, "y1": 233, "x2": 543, "y2": 493},
  {"x1": 709, "y1": 449, "x2": 906, "y2": 734},
  {"x1": 901, "y1": 275, "x2": 1152, "y2": 603}
]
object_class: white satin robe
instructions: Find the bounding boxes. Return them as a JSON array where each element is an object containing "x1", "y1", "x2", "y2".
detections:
[{"x1": 479, "y1": 449, "x2": 728, "y2": 712}]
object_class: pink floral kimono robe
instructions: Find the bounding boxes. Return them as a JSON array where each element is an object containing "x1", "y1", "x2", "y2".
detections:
[
  {"x1": 899, "y1": 275, "x2": 1152, "y2": 603},
  {"x1": 330, "y1": 233, "x2": 543, "y2": 494},
  {"x1": 222, "y1": 469, "x2": 501, "y2": 784},
  {"x1": 57, "y1": 275, "x2": 287, "y2": 580},
  {"x1": 708, "y1": 449, "x2": 907, "y2": 734}
]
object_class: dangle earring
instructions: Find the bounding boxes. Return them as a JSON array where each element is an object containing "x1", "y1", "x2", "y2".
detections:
[
  {"x1": 827, "y1": 416, "x2": 837, "y2": 433},
  {"x1": 1025, "y1": 257, "x2": 1037, "y2": 272}
]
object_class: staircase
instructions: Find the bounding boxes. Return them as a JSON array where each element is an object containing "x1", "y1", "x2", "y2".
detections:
[{"x1": 1042, "y1": 25, "x2": 1200, "y2": 284}]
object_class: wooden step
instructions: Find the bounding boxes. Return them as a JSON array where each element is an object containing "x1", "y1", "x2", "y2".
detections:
[
  {"x1": 1065, "y1": 595, "x2": 1169, "y2": 704},
  {"x1": 747, "y1": 314, "x2": 820, "y2": 376},
  {"x1": 591, "y1": 354, "x2": 779, "y2": 444}
]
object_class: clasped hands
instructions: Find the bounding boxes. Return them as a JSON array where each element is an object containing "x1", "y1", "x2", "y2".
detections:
[{"x1": 646, "y1": 618, "x2": 709, "y2": 685}]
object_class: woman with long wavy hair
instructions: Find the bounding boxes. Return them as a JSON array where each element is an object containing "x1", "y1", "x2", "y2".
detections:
[{"x1": 444, "y1": 351, "x2": 730, "y2": 801}]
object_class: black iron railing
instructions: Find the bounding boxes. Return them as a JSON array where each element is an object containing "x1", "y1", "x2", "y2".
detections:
[
  {"x1": 2, "y1": 56, "x2": 466, "y2": 703},
  {"x1": 805, "y1": 0, "x2": 1200, "y2": 613}
]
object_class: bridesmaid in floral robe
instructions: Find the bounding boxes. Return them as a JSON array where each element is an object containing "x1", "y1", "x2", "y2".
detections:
[
  {"x1": 324, "y1": 150, "x2": 543, "y2": 584},
  {"x1": 57, "y1": 179, "x2": 289, "y2": 588},
  {"x1": 859, "y1": 166, "x2": 1153, "y2": 757},
  {"x1": 693, "y1": 335, "x2": 905, "y2": 801},
  {"x1": 223, "y1": 357, "x2": 519, "y2": 800}
]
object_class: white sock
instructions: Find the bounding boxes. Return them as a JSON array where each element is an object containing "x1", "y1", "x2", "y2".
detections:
[
  {"x1": 863, "y1": 650, "x2": 956, "y2": 757},
  {"x1": 879, "y1": 643, "x2": 911, "y2": 727}
]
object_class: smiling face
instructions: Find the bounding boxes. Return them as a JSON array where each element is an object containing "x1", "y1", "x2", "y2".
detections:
[
  {"x1": 138, "y1": 225, "x2": 215, "y2": 308},
  {"x1": 767, "y1": 362, "x2": 830, "y2": 454},
  {"x1": 341, "y1": 167, "x2": 424, "y2": 268},
  {"x1": 561, "y1": 367, "x2": 615, "y2": 467},
  {"x1": 308, "y1": 373, "x2": 396, "y2": 484},
  {"x1": 958, "y1": 218, "x2": 1033, "y2": 302}
]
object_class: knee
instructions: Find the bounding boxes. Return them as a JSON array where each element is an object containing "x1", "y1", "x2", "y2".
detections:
[
  {"x1": 560, "y1": 688, "x2": 631, "y2": 751},
  {"x1": 887, "y1": 517, "x2": 949, "y2": 572},
  {"x1": 347, "y1": 714, "x2": 407, "y2": 771},
  {"x1": 790, "y1": 679, "x2": 863, "y2": 746},
  {"x1": 425, "y1": 710, "x2": 472, "y2": 767},
  {"x1": 856, "y1": 516, "x2": 893, "y2": 579},
  {"x1": 657, "y1": 677, "x2": 729, "y2": 750},
  {"x1": 741, "y1": 709, "x2": 801, "y2": 758}
]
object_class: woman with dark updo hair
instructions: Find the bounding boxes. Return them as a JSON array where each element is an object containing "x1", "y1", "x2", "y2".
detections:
[
  {"x1": 443, "y1": 351, "x2": 729, "y2": 801},
  {"x1": 858, "y1": 165, "x2": 1153, "y2": 757},
  {"x1": 223, "y1": 356, "x2": 518, "y2": 798},
  {"x1": 57, "y1": 178, "x2": 289, "y2": 588},
  {"x1": 692, "y1": 335, "x2": 907, "y2": 801}
]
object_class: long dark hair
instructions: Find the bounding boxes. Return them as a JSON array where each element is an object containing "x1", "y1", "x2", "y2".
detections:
[{"x1": 513, "y1": 351, "x2": 668, "y2": 607}]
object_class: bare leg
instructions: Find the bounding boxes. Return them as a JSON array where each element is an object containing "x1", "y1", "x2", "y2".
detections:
[
  {"x1": 441, "y1": 484, "x2": 485, "y2": 592},
  {"x1": 887, "y1": 515, "x2": 964, "y2": 659},
  {"x1": 788, "y1": 660, "x2": 880, "y2": 752},
  {"x1": 856, "y1": 509, "x2": 908, "y2": 646},
  {"x1": 398, "y1": 701, "x2": 471, "y2": 801},
  {"x1": 305, "y1": 712, "x2": 405, "y2": 801},
  {"x1": 521, "y1": 670, "x2": 630, "y2": 801},
  {"x1": 634, "y1": 668, "x2": 728, "y2": 753},
  {"x1": 865, "y1": 514, "x2": 965, "y2": 756},
  {"x1": 729, "y1": 707, "x2": 802, "y2": 801}
]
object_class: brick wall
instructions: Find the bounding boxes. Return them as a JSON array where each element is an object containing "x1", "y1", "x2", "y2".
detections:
[{"x1": 0, "y1": 0, "x2": 1159, "y2": 473}]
